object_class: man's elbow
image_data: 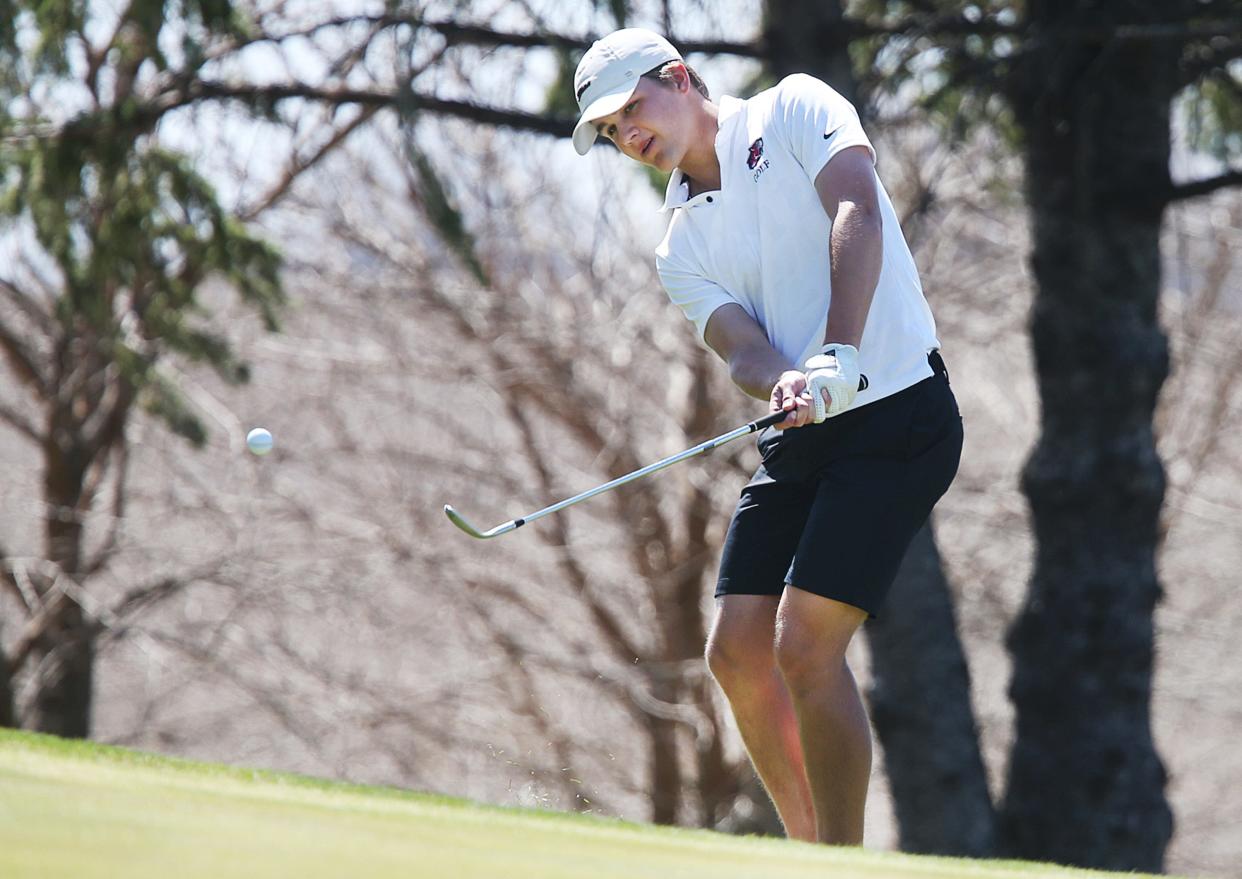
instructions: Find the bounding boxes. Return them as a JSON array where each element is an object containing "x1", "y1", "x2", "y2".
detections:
[
  {"x1": 841, "y1": 198, "x2": 882, "y2": 234},
  {"x1": 727, "y1": 344, "x2": 781, "y2": 401}
]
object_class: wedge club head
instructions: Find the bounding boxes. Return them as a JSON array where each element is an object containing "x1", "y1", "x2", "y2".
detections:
[{"x1": 443, "y1": 505, "x2": 521, "y2": 539}]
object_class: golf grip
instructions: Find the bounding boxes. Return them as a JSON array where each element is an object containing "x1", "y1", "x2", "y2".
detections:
[
  {"x1": 754, "y1": 374, "x2": 870, "y2": 430},
  {"x1": 752, "y1": 410, "x2": 792, "y2": 430}
]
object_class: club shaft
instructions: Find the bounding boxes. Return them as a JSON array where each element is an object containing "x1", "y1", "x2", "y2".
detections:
[
  {"x1": 517, "y1": 420, "x2": 766, "y2": 527},
  {"x1": 444, "y1": 409, "x2": 798, "y2": 538},
  {"x1": 502, "y1": 410, "x2": 787, "y2": 532}
]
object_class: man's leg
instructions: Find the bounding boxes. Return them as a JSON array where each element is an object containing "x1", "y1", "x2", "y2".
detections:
[
  {"x1": 706, "y1": 594, "x2": 816, "y2": 841},
  {"x1": 774, "y1": 586, "x2": 871, "y2": 845}
]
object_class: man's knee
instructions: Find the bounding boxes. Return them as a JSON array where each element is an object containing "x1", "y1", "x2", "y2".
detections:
[
  {"x1": 774, "y1": 620, "x2": 828, "y2": 694},
  {"x1": 706, "y1": 597, "x2": 780, "y2": 689},
  {"x1": 705, "y1": 627, "x2": 775, "y2": 689},
  {"x1": 774, "y1": 589, "x2": 864, "y2": 692}
]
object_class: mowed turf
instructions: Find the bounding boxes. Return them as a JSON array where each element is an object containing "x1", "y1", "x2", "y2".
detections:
[{"x1": 0, "y1": 730, "x2": 1170, "y2": 879}]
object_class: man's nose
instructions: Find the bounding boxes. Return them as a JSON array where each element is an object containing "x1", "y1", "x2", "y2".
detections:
[{"x1": 623, "y1": 124, "x2": 643, "y2": 149}]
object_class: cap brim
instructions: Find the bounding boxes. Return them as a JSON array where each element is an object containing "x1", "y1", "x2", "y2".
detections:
[{"x1": 572, "y1": 85, "x2": 638, "y2": 155}]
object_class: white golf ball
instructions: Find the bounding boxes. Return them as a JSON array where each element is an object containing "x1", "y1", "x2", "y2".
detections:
[{"x1": 246, "y1": 427, "x2": 273, "y2": 456}]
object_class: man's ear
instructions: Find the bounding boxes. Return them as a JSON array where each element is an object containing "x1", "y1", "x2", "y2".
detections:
[{"x1": 669, "y1": 61, "x2": 691, "y2": 92}]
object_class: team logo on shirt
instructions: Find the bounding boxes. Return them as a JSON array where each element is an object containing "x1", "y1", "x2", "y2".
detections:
[
  {"x1": 746, "y1": 137, "x2": 770, "y2": 181},
  {"x1": 747, "y1": 138, "x2": 764, "y2": 169}
]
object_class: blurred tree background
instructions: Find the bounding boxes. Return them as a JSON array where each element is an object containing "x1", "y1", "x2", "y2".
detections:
[{"x1": 1, "y1": 1, "x2": 1240, "y2": 876}]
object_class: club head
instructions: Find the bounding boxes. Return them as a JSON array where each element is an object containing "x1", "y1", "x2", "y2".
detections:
[
  {"x1": 443, "y1": 505, "x2": 489, "y2": 539},
  {"x1": 443, "y1": 505, "x2": 523, "y2": 539}
]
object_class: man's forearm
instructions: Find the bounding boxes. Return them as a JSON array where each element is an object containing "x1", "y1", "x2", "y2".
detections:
[
  {"x1": 729, "y1": 344, "x2": 796, "y2": 401},
  {"x1": 823, "y1": 201, "x2": 882, "y2": 348}
]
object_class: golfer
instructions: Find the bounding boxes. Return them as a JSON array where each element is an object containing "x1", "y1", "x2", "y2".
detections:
[{"x1": 572, "y1": 29, "x2": 963, "y2": 846}]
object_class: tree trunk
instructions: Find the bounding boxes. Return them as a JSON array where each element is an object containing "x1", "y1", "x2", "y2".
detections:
[
  {"x1": 31, "y1": 412, "x2": 96, "y2": 737},
  {"x1": 762, "y1": 0, "x2": 858, "y2": 105},
  {"x1": 692, "y1": 671, "x2": 749, "y2": 829},
  {"x1": 999, "y1": 4, "x2": 1178, "y2": 869},
  {"x1": 26, "y1": 608, "x2": 95, "y2": 738},
  {"x1": 866, "y1": 522, "x2": 995, "y2": 856},
  {"x1": 648, "y1": 678, "x2": 684, "y2": 825},
  {"x1": 0, "y1": 651, "x2": 14, "y2": 728}
]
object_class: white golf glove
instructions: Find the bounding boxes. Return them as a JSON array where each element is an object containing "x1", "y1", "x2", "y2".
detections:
[{"x1": 803, "y1": 344, "x2": 865, "y2": 422}]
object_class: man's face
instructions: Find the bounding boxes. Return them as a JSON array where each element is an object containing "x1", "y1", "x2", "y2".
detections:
[{"x1": 591, "y1": 73, "x2": 691, "y2": 172}]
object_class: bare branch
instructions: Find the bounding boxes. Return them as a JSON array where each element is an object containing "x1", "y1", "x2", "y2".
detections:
[
  {"x1": 6, "y1": 555, "x2": 224, "y2": 677},
  {"x1": 137, "y1": 629, "x2": 330, "y2": 759},
  {"x1": 505, "y1": 399, "x2": 646, "y2": 663},
  {"x1": 84, "y1": 442, "x2": 130, "y2": 576},
  {"x1": 82, "y1": 373, "x2": 136, "y2": 463},
  {"x1": 237, "y1": 106, "x2": 380, "y2": 221},
  {"x1": 7, "y1": 587, "x2": 71, "y2": 676},
  {"x1": 101, "y1": 562, "x2": 225, "y2": 629},
  {"x1": 259, "y1": 12, "x2": 1234, "y2": 56},
  {"x1": 1165, "y1": 169, "x2": 1242, "y2": 204},
  {"x1": 0, "y1": 552, "x2": 36, "y2": 613},
  {"x1": 1107, "y1": 20, "x2": 1242, "y2": 43},
  {"x1": 0, "y1": 319, "x2": 49, "y2": 396},
  {"x1": 0, "y1": 400, "x2": 41, "y2": 445},
  {"x1": 461, "y1": 584, "x2": 601, "y2": 812},
  {"x1": 0, "y1": 277, "x2": 56, "y2": 336},
  {"x1": 224, "y1": 14, "x2": 755, "y2": 57},
  {"x1": 171, "y1": 81, "x2": 574, "y2": 137}
]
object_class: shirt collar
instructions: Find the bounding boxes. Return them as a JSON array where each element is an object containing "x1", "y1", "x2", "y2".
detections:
[
  {"x1": 659, "y1": 169, "x2": 691, "y2": 212},
  {"x1": 659, "y1": 95, "x2": 743, "y2": 214}
]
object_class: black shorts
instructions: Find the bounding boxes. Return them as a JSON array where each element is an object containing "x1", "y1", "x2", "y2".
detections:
[{"x1": 715, "y1": 352, "x2": 963, "y2": 618}]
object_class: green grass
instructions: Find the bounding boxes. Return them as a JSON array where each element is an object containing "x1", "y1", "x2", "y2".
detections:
[{"x1": 0, "y1": 730, "x2": 1173, "y2": 879}]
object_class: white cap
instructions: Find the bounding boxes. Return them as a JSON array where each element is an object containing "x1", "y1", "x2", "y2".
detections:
[{"x1": 572, "y1": 28, "x2": 683, "y2": 155}]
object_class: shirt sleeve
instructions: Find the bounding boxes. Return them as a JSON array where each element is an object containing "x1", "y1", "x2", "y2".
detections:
[
  {"x1": 772, "y1": 74, "x2": 875, "y2": 182},
  {"x1": 655, "y1": 247, "x2": 739, "y2": 343}
]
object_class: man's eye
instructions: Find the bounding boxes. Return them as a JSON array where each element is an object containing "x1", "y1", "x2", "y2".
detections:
[{"x1": 623, "y1": 102, "x2": 636, "y2": 114}]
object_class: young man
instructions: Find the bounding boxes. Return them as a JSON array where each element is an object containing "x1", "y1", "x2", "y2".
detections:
[{"x1": 572, "y1": 29, "x2": 963, "y2": 846}]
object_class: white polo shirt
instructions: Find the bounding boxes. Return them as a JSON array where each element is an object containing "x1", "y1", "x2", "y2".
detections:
[{"x1": 655, "y1": 74, "x2": 940, "y2": 407}]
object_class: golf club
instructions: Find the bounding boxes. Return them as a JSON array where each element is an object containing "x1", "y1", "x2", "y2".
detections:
[{"x1": 444, "y1": 408, "x2": 794, "y2": 540}]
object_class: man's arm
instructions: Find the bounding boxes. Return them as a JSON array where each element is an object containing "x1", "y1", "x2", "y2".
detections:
[
  {"x1": 703, "y1": 304, "x2": 787, "y2": 400},
  {"x1": 815, "y1": 145, "x2": 882, "y2": 348},
  {"x1": 704, "y1": 304, "x2": 815, "y2": 428}
]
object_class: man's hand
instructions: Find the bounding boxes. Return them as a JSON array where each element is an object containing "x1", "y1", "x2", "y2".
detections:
[
  {"x1": 804, "y1": 344, "x2": 862, "y2": 422},
  {"x1": 769, "y1": 370, "x2": 816, "y2": 430}
]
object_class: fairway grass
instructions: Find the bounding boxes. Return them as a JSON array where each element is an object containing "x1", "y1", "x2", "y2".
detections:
[{"x1": 0, "y1": 730, "x2": 1173, "y2": 879}]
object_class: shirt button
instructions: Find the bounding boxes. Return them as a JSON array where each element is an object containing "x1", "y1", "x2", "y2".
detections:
[{"x1": 706, "y1": 196, "x2": 714, "y2": 203}]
